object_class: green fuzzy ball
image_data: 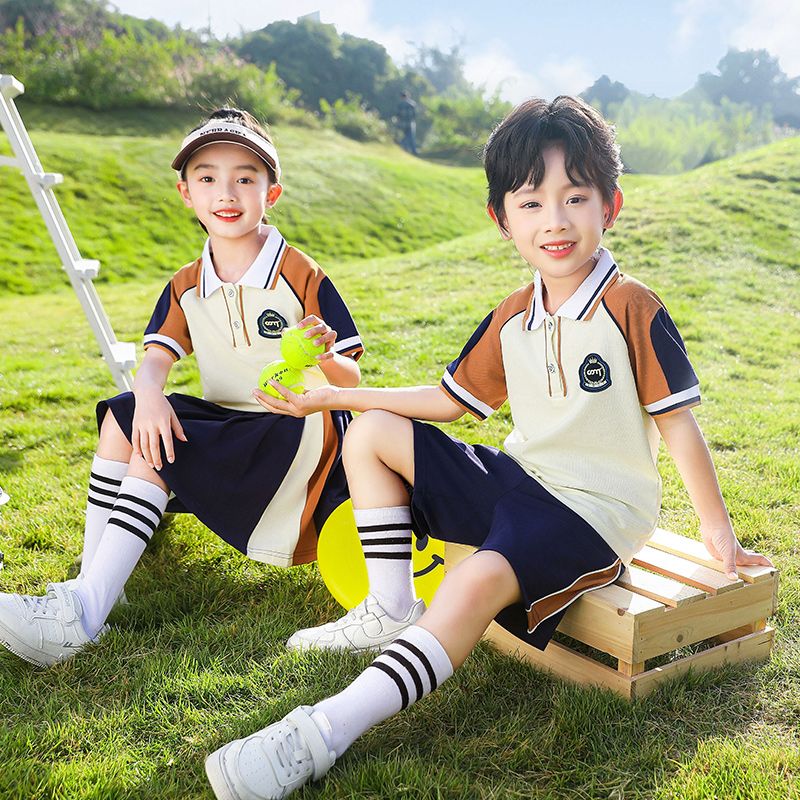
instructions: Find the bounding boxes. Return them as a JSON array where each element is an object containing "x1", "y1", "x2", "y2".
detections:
[
  {"x1": 258, "y1": 360, "x2": 304, "y2": 398},
  {"x1": 281, "y1": 325, "x2": 326, "y2": 369}
]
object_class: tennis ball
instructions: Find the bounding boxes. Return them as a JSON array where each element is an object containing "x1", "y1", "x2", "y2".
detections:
[
  {"x1": 281, "y1": 325, "x2": 326, "y2": 369},
  {"x1": 258, "y1": 360, "x2": 304, "y2": 399}
]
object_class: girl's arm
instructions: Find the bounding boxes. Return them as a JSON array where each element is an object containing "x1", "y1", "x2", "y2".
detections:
[
  {"x1": 296, "y1": 314, "x2": 361, "y2": 388},
  {"x1": 255, "y1": 383, "x2": 465, "y2": 423},
  {"x1": 131, "y1": 347, "x2": 187, "y2": 470},
  {"x1": 655, "y1": 408, "x2": 772, "y2": 578}
]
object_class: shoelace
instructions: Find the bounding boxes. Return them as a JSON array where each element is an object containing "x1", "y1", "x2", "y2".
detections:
[
  {"x1": 20, "y1": 589, "x2": 61, "y2": 619},
  {"x1": 267, "y1": 725, "x2": 310, "y2": 781}
]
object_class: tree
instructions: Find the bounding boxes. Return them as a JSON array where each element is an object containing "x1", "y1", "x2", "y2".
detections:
[
  {"x1": 697, "y1": 48, "x2": 800, "y2": 127},
  {"x1": 581, "y1": 75, "x2": 630, "y2": 115}
]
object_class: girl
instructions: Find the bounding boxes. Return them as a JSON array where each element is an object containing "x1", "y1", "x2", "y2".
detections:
[{"x1": 0, "y1": 108, "x2": 363, "y2": 667}]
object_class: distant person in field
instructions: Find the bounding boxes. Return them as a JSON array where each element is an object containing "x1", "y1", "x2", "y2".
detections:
[
  {"x1": 203, "y1": 95, "x2": 774, "y2": 800},
  {"x1": 0, "y1": 107, "x2": 364, "y2": 668},
  {"x1": 395, "y1": 90, "x2": 418, "y2": 155}
]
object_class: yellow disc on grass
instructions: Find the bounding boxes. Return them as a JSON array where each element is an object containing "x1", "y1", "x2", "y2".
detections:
[{"x1": 317, "y1": 500, "x2": 445, "y2": 609}]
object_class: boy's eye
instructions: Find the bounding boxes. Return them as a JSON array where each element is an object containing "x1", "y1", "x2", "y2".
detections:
[
  {"x1": 567, "y1": 196, "x2": 585, "y2": 205},
  {"x1": 521, "y1": 201, "x2": 541, "y2": 209}
]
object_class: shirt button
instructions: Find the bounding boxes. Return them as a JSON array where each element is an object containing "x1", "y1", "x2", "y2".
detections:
[
  {"x1": 228, "y1": 288, "x2": 235, "y2": 297},
  {"x1": 547, "y1": 364, "x2": 556, "y2": 373},
  {"x1": 547, "y1": 320, "x2": 554, "y2": 330},
  {"x1": 233, "y1": 321, "x2": 240, "y2": 329}
]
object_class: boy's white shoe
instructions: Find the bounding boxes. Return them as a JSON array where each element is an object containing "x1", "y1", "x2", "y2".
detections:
[
  {"x1": 205, "y1": 705, "x2": 335, "y2": 800},
  {"x1": 0, "y1": 581, "x2": 108, "y2": 667},
  {"x1": 286, "y1": 594, "x2": 426, "y2": 653}
]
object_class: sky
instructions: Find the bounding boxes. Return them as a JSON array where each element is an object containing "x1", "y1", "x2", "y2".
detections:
[{"x1": 110, "y1": 0, "x2": 800, "y2": 103}]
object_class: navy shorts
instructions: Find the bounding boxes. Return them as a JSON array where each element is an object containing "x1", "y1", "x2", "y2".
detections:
[
  {"x1": 97, "y1": 392, "x2": 350, "y2": 562},
  {"x1": 410, "y1": 421, "x2": 623, "y2": 650}
]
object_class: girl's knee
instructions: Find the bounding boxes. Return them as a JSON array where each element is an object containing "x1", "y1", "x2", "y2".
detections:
[
  {"x1": 97, "y1": 410, "x2": 132, "y2": 460},
  {"x1": 343, "y1": 410, "x2": 411, "y2": 461}
]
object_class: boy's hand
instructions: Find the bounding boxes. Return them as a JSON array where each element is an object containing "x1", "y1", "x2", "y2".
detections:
[
  {"x1": 131, "y1": 385, "x2": 187, "y2": 470},
  {"x1": 700, "y1": 522, "x2": 774, "y2": 580},
  {"x1": 253, "y1": 383, "x2": 338, "y2": 417},
  {"x1": 298, "y1": 315, "x2": 336, "y2": 361}
]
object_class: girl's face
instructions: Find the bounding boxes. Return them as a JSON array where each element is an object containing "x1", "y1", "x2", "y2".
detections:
[{"x1": 176, "y1": 142, "x2": 282, "y2": 242}]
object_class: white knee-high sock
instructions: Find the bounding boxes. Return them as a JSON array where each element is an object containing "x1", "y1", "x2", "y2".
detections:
[
  {"x1": 73, "y1": 476, "x2": 168, "y2": 637},
  {"x1": 311, "y1": 625, "x2": 453, "y2": 757},
  {"x1": 355, "y1": 506, "x2": 415, "y2": 618},
  {"x1": 79, "y1": 455, "x2": 129, "y2": 575}
]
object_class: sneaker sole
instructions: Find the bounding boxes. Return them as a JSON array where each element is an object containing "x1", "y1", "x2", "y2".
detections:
[
  {"x1": 0, "y1": 622, "x2": 53, "y2": 668},
  {"x1": 286, "y1": 629, "x2": 412, "y2": 654},
  {"x1": 205, "y1": 745, "x2": 240, "y2": 800}
]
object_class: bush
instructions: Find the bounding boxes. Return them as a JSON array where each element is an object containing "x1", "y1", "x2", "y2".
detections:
[{"x1": 319, "y1": 93, "x2": 389, "y2": 142}]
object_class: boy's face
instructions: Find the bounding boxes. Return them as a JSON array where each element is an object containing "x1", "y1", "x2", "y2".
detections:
[
  {"x1": 494, "y1": 145, "x2": 616, "y2": 295},
  {"x1": 176, "y1": 142, "x2": 281, "y2": 241}
]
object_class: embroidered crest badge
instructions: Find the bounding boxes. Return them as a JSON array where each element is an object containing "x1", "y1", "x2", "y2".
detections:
[
  {"x1": 257, "y1": 309, "x2": 288, "y2": 338},
  {"x1": 579, "y1": 353, "x2": 612, "y2": 393}
]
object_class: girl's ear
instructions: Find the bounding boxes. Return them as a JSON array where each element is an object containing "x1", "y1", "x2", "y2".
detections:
[
  {"x1": 176, "y1": 181, "x2": 193, "y2": 208},
  {"x1": 266, "y1": 183, "x2": 283, "y2": 208},
  {"x1": 604, "y1": 188, "x2": 624, "y2": 228},
  {"x1": 487, "y1": 204, "x2": 511, "y2": 240}
]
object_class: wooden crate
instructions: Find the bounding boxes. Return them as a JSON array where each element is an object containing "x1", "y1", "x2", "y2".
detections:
[{"x1": 446, "y1": 528, "x2": 778, "y2": 700}]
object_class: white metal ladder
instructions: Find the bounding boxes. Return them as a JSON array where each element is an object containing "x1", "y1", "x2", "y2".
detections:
[{"x1": 0, "y1": 74, "x2": 135, "y2": 391}]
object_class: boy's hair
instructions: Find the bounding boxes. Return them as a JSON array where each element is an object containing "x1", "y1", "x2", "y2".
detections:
[
  {"x1": 483, "y1": 96, "x2": 622, "y2": 224},
  {"x1": 184, "y1": 107, "x2": 279, "y2": 184}
]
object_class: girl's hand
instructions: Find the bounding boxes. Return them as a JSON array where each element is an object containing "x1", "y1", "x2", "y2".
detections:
[
  {"x1": 131, "y1": 386, "x2": 187, "y2": 470},
  {"x1": 700, "y1": 522, "x2": 774, "y2": 580},
  {"x1": 252, "y1": 384, "x2": 339, "y2": 417},
  {"x1": 298, "y1": 315, "x2": 336, "y2": 361}
]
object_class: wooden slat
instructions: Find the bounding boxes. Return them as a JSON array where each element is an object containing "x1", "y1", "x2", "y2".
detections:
[
  {"x1": 648, "y1": 528, "x2": 776, "y2": 584},
  {"x1": 629, "y1": 627, "x2": 774, "y2": 699},
  {"x1": 633, "y1": 546, "x2": 743, "y2": 594},
  {"x1": 482, "y1": 622, "x2": 634, "y2": 698},
  {"x1": 632, "y1": 579, "x2": 775, "y2": 662},
  {"x1": 617, "y1": 565, "x2": 706, "y2": 608}
]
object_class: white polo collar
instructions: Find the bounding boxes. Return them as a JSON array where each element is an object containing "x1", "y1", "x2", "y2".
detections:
[
  {"x1": 524, "y1": 247, "x2": 619, "y2": 330},
  {"x1": 200, "y1": 225, "x2": 287, "y2": 298}
]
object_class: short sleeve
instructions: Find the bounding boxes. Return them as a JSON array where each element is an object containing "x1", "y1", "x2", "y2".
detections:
[
  {"x1": 315, "y1": 276, "x2": 364, "y2": 361},
  {"x1": 143, "y1": 280, "x2": 193, "y2": 361},
  {"x1": 603, "y1": 278, "x2": 700, "y2": 417},
  {"x1": 440, "y1": 310, "x2": 509, "y2": 420}
]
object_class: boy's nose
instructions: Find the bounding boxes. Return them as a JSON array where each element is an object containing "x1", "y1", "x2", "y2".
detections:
[{"x1": 545, "y1": 208, "x2": 569, "y2": 232}]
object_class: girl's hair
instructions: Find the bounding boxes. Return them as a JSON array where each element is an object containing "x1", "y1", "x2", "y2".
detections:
[
  {"x1": 483, "y1": 96, "x2": 622, "y2": 224},
  {"x1": 186, "y1": 107, "x2": 278, "y2": 184}
]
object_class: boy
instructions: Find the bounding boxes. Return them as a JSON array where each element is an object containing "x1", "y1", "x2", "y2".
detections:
[{"x1": 205, "y1": 96, "x2": 772, "y2": 800}]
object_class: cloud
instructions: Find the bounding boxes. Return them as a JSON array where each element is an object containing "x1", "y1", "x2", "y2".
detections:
[
  {"x1": 729, "y1": 0, "x2": 800, "y2": 75},
  {"x1": 463, "y1": 44, "x2": 594, "y2": 103}
]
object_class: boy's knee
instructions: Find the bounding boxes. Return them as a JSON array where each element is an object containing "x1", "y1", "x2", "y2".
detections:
[
  {"x1": 456, "y1": 552, "x2": 520, "y2": 608},
  {"x1": 343, "y1": 410, "x2": 410, "y2": 461}
]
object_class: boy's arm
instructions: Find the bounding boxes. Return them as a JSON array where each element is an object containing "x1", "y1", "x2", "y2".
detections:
[
  {"x1": 132, "y1": 347, "x2": 187, "y2": 470},
  {"x1": 254, "y1": 383, "x2": 465, "y2": 423},
  {"x1": 655, "y1": 408, "x2": 773, "y2": 578}
]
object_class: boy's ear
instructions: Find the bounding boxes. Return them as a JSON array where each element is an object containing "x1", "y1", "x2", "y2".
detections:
[
  {"x1": 604, "y1": 188, "x2": 624, "y2": 228},
  {"x1": 487, "y1": 204, "x2": 511, "y2": 240},
  {"x1": 266, "y1": 183, "x2": 283, "y2": 208},
  {"x1": 176, "y1": 181, "x2": 193, "y2": 209}
]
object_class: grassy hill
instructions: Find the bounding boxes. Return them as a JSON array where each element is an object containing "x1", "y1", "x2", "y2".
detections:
[
  {"x1": 0, "y1": 124, "x2": 798, "y2": 799},
  {"x1": 0, "y1": 104, "x2": 487, "y2": 294}
]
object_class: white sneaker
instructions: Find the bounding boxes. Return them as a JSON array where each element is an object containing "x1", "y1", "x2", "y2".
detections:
[
  {"x1": 206, "y1": 705, "x2": 335, "y2": 800},
  {"x1": 0, "y1": 581, "x2": 108, "y2": 667},
  {"x1": 64, "y1": 577, "x2": 128, "y2": 608},
  {"x1": 286, "y1": 594, "x2": 426, "y2": 653}
]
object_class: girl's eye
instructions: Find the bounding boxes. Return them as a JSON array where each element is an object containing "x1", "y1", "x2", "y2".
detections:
[
  {"x1": 199, "y1": 176, "x2": 213, "y2": 183},
  {"x1": 237, "y1": 177, "x2": 253, "y2": 184}
]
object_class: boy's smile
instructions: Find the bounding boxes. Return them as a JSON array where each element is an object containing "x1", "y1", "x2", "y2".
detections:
[{"x1": 496, "y1": 145, "x2": 617, "y2": 312}]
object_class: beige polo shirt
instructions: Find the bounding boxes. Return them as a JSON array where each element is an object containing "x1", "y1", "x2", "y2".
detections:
[{"x1": 440, "y1": 248, "x2": 700, "y2": 563}]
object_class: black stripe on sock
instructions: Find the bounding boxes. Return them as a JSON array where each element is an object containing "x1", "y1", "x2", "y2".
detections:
[
  {"x1": 394, "y1": 638, "x2": 438, "y2": 692},
  {"x1": 363, "y1": 552, "x2": 412, "y2": 560},
  {"x1": 384, "y1": 649, "x2": 423, "y2": 703},
  {"x1": 113, "y1": 504, "x2": 160, "y2": 532},
  {"x1": 360, "y1": 537, "x2": 412, "y2": 546},
  {"x1": 115, "y1": 492, "x2": 163, "y2": 519},
  {"x1": 357, "y1": 523, "x2": 411, "y2": 534},
  {"x1": 88, "y1": 483, "x2": 119, "y2": 499},
  {"x1": 90, "y1": 471, "x2": 123, "y2": 487},
  {"x1": 369, "y1": 661, "x2": 409, "y2": 710},
  {"x1": 87, "y1": 496, "x2": 115, "y2": 510},
  {"x1": 107, "y1": 517, "x2": 152, "y2": 545}
]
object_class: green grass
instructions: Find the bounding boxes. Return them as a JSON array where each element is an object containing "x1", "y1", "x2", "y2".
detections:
[
  {"x1": 0, "y1": 123, "x2": 798, "y2": 798},
  {"x1": 0, "y1": 104, "x2": 486, "y2": 294}
]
